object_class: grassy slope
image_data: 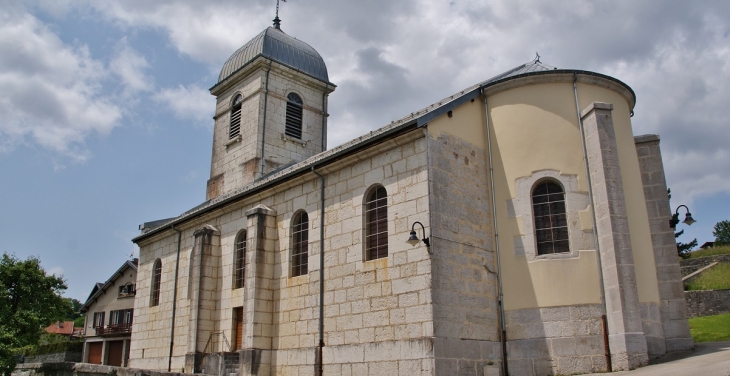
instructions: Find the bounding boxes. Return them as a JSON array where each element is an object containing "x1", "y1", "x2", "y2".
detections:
[
  {"x1": 689, "y1": 313, "x2": 730, "y2": 342},
  {"x1": 687, "y1": 244, "x2": 730, "y2": 259},
  {"x1": 685, "y1": 262, "x2": 730, "y2": 291}
]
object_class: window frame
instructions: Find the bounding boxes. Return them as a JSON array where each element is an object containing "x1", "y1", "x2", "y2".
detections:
[
  {"x1": 291, "y1": 211, "x2": 309, "y2": 277},
  {"x1": 364, "y1": 185, "x2": 389, "y2": 261},
  {"x1": 92, "y1": 312, "x2": 105, "y2": 328},
  {"x1": 151, "y1": 259, "x2": 162, "y2": 307},
  {"x1": 234, "y1": 230, "x2": 247, "y2": 289},
  {"x1": 229, "y1": 93, "x2": 243, "y2": 139},
  {"x1": 531, "y1": 179, "x2": 570, "y2": 255},
  {"x1": 284, "y1": 92, "x2": 303, "y2": 139}
]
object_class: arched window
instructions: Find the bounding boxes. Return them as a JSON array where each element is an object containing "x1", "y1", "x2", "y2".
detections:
[
  {"x1": 532, "y1": 180, "x2": 570, "y2": 255},
  {"x1": 291, "y1": 211, "x2": 309, "y2": 277},
  {"x1": 234, "y1": 231, "x2": 246, "y2": 289},
  {"x1": 365, "y1": 186, "x2": 388, "y2": 260},
  {"x1": 151, "y1": 259, "x2": 162, "y2": 306},
  {"x1": 229, "y1": 94, "x2": 243, "y2": 139},
  {"x1": 285, "y1": 93, "x2": 303, "y2": 139}
]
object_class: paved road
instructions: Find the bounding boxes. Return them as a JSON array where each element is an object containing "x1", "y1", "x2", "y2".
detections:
[{"x1": 585, "y1": 341, "x2": 730, "y2": 376}]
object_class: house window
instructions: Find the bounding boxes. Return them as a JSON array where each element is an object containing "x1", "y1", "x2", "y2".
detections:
[
  {"x1": 532, "y1": 180, "x2": 570, "y2": 255},
  {"x1": 229, "y1": 94, "x2": 243, "y2": 139},
  {"x1": 291, "y1": 211, "x2": 309, "y2": 277},
  {"x1": 285, "y1": 93, "x2": 303, "y2": 139},
  {"x1": 92, "y1": 312, "x2": 105, "y2": 328},
  {"x1": 118, "y1": 283, "x2": 135, "y2": 297},
  {"x1": 365, "y1": 186, "x2": 388, "y2": 260},
  {"x1": 151, "y1": 259, "x2": 162, "y2": 306},
  {"x1": 234, "y1": 231, "x2": 246, "y2": 289},
  {"x1": 109, "y1": 309, "x2": 133, "y2": 325}
]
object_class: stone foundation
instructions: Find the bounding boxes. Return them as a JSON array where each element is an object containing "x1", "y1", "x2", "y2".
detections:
[
  {"x1": 685, "y1": 289, "x2": 730, "y2": 318},
  {"x1": 505, "y1": 305, "x2": 609, "y2": 375}
]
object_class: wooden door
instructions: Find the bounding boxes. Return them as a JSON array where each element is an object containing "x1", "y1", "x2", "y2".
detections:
[
  {"x1": 87, "y1": 342, "x2": 102, "y2": 364},
  {"x1": 234, "y1": 307, "x2": 243, "y2": 350},
  {"x1": 107, "y1": 341, "x2": 124, "y2": 366}
]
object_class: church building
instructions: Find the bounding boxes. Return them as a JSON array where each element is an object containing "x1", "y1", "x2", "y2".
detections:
[{"x1": 128, "y1": 18, "x2": 693, "y2": 376}]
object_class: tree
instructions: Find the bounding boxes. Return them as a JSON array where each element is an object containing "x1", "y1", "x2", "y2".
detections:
[
  {"x1": 675, "y1": 229, "x2": 698, "y2": 259},
  {"x1": 63, "y1": 298, "x2": 83, "y2": 321},
  {"x1": 668, "y1": 189, "x2": 696, "y2": 258},
  {"x1": 0, "y1": 254, "x2": 69, "y2": 375},
  {"x1": 713, "y1": 220, "x2": 730, "y2": 246}
]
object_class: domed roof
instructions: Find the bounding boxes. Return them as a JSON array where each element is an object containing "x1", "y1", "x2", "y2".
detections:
[{"x1": 218, "y1": 27, "x2": 329, "y2": 84}]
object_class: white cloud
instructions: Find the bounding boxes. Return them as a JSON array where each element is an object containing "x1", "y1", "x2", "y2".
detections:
[
  {"x1": 110, "y1": 38, "x2": 153, "y2": 94},
  {"x1": 153, "y1": 84, "x2": 214, "y2": 126},
  {"x1": 47, "y1": 266, "x2": 65, "y2": 277},
  {"x1": 0, "y1": 7, "x2": 121, "y2": 161},
  {"x1": 31, "y1": 0, "x2": 730, "y2": 205}
]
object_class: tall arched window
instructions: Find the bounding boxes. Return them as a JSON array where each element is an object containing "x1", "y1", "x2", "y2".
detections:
[
  {"x1": 365, "y1": 186, "x2": 388, "y2": 260},
  {"x1": 291, "y1": 211, "x2": 309, "y2": 277},
  {"x1": 234, "y1": 231, "x2": 246, "y2": 289},
  {"x1": 229, "y1": 94, "x2": 243, "y2": 139},
  {"x1": 151, "y1": 259, "x2": 162, "y2": 306},
  {"x1": 285, "y1": 93, "x2": 303, "y2": 139},
  {"x1": 532, "y1": 180, "x2": 570, "y2": 255}
]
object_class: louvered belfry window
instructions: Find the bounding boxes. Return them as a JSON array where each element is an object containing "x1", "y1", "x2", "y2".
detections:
[
  {"x1": 234, "y1": 231, "x2": 246, "y2": 289},
  {"x1": 532, "y1": 180, "x2": 570, "y2": 255},
  {"x1": 229, "y1": 94, "x2": 243, "y2": 139},
  {"x1": 291, "y1": 212, "x2": 309, "y2": 277},
  {"x1": 151, "y1": 259, "x2": 162, "y2": 306},
  {"x1": 365, "y1": 186, "x2": 388, "y2": 260},
  {"x1": 285, "y1": 93, "x2": 303, "y2": 139}
]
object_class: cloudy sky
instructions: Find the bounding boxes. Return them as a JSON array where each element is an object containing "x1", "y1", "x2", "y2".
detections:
[{"x1": 2, "y1": 0, "x2": 729, "y2": 300}]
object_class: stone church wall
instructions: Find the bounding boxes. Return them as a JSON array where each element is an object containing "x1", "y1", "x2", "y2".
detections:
[
  {"x1": 427, "y1": 130, "x2": 503, "y2": 373},
  {"x1": 131, "y1": 131, "x2": 436, "y2": 374}
]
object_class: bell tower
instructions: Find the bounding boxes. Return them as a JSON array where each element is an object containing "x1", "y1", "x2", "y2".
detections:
[{"x1": 206, "y1": 22, "x2": 335, "y2": 200}]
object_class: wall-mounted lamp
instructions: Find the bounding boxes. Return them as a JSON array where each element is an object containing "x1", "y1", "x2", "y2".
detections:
[
  {"x1": 669, "y1": 204, "x2": 696, "y2": 229},
  {"x1": 406, "y1": 221, "x2": 430, "y2": 250}
]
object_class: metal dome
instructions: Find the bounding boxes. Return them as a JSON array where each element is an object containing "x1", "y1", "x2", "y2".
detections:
[{"x1": 218, "y1": 27, "x2": 329, "y2": 84}]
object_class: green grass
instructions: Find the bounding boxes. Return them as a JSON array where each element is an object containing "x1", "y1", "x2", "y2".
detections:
[
  {"x1": 685, "y1": 262, "x2": 730, "y2": 291},
  {"x1": 689, "y1": 313, "x2": 730, "y2": 342},
  {"x1": 687, "y1": 244, "x2": 730, "y2": 259}
]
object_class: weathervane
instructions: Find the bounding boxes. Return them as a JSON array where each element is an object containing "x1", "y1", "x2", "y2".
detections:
[
  {"x1": 534, "y1": 52, "x2": 541, "y2": 63},
  {"x1": 274, "y1": 0, "x2": 286, "y2": 29}
]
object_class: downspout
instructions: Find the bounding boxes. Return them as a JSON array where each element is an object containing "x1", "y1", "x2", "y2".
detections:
[
  {"x1": 192, "y1": 231, "x2": 206, "y2": 366},
  {"x1": 321, "y1": 84, "x2": 329, "y2": 152},
  {"x1": 168, "y1": 226, "x2": 182, "y2": 372},
  {"x1": 260, "y1": 60, "x2": 274, "y2": 178},
  {"x1": 480, "y1": 89, "x2": 508, "y2": 376},
  {"x1": 573, "y1": 73, "x2": 612, "y2": 372},
  {"x1": 311, "y1": 166, "x2": 325, "y2": 376}
]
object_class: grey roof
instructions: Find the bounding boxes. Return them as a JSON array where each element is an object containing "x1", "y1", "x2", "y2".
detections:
[
  {"x1": 218, "y1": 27, "x2": 329, "y2": 84},
  {"x1": 135, "y1": 59, "x2": 634, "y2": 243}
]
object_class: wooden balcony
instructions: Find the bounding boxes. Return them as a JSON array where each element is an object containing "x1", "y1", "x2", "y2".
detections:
[{"x1": 95, "y1": 323, "x2": 132, "y2": 336}]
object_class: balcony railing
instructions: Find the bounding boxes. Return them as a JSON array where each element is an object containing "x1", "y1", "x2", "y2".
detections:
[{"x1": 95, "y1": 323, "x2": 132, "y2": 336}]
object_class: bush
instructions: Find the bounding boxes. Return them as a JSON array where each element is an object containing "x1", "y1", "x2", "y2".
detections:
[{"x1": 23, "y1": 341, "x2": 82, "y2": 356}]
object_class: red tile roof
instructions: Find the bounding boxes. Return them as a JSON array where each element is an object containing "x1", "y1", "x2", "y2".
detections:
[{"x1": 44, "y1": 321, "x2": 75, "y2": 335}]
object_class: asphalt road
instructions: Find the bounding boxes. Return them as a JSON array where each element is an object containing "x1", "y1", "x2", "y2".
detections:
[{"x1": 585, "y1": 341, "x2": 730, "y2": 376}]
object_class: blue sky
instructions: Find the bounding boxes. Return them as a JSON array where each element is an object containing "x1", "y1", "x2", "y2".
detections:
[{"x1": 1, "y1": 0, "x2": 729, "y2": 301}]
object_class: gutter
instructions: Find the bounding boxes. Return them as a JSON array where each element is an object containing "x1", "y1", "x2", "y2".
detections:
[
  {"x1": 480, "y1": 88, "x2": 509, "y2": 375},
  {"x1": 311, "y1": 166, "x2": 326, "y2": 376}
]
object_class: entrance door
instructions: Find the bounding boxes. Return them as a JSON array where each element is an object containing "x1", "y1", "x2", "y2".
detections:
[
  {"x1": 87, "y1": 342, "x2": 103, "y2": 364},
  {"x1": 107, "y1": 341, "x2": 124, "y2": 366},
  {"x1": 234, "y1": 307, "x2": 243, "y2": 350}
]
